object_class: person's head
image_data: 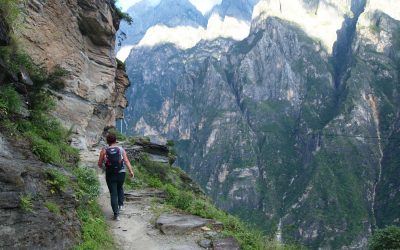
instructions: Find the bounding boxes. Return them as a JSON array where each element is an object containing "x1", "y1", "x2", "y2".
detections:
[{"x1": 106, "y1": 133, "x2": 117, "y2": 146}]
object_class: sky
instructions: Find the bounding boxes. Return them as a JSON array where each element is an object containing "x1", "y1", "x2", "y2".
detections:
[{"x1": 116, "y1": 0, "x2": 222, "y2": 14}]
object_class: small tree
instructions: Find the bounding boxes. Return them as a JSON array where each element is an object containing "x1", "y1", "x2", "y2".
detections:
[{"x1": 369, "y1": 226, "x2": 400, "y2": 250}]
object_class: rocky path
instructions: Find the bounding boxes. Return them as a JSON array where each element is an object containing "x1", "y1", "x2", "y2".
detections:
[{"x1": 81, "y1": 148, "x2": 206, "y2": 250}]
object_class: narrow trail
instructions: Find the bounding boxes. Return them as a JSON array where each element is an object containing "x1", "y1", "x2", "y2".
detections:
[{"x1": 81, "y1": 147, "x2": 204, "y2": 250}]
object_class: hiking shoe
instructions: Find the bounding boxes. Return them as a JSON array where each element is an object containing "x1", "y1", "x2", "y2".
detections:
[
  {"x1": 119, "y1": 205, "x2": 125, "y2": 211},
  {"x1": 113, "y1": 215, "x2": 120, "y2": 221}
]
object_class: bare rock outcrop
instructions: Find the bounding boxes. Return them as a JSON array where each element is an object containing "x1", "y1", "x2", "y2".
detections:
[
  {"x1": 0, "y1": 133, "x2": 81, "y2": 249},
  {"x1": 17, "y1": 0, "x2": 129, "y2": 149}
]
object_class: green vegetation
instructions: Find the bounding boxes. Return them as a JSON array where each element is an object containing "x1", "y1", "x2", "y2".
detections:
[
  {"x1": 127, "y1": 152, "x2": 299, "y2": 250},
  {"x1": 45, "y1": 201, "x2": 61, "y2": 215},
  {"x1": 109, "y1": 0, "x2": 133, "y2": 24},
  {"x1": 46, "y1": 169, "x2": 69, "y2": 192},
  {"x1": 0, "y1": 0, "x2": 25, "y2": 33},
  {"x1": 116, "y1": 58, "x2": 126, "y2": 70},
  {"x1": 0, "y1": 41, "x2": 112, "y2": 249},
  {"x1": 74, "y1": 167, "x2": 114, "y2": 250},
  {"x1": 369, "y1": 226, "x2": 400, "y2": 250},
  {"x1": 19, "y1": 194, "x2": 33, "y2": 212},
  {"x1": 0, "y1": 84, "x2": 22, "y2": 116}
]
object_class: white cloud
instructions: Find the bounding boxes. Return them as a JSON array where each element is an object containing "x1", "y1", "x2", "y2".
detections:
[
  {"x1": 117, "y1": 13, "x2": 251, "y2": 61},
  {"x1": 117, "y1": 0, "x2": 221, "y2": 13},
  {"x1": 189, "y1": 0, "x2": 222, "y2": 15},
  {"x1": 253, "y1": 0, "x2": 351, "y2": 53}
]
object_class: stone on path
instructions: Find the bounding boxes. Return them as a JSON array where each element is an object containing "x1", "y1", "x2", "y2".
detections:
[
  {"x1": 156, "y1": 213, "x2": 220, "y2": 235},
  {"x1": 213, "y1": 236, "x2": 240, "y2": 250},
  {"x1": 198, "y1": 239, "x2": 212, "y2": 249}
]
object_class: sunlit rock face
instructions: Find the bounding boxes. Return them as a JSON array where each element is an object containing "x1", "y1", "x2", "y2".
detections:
[
  {"x1": 253, "y1": 0, "x2": 353, "y2": 52},
  {"x1": 121, "y1": 0, "x2": 400, "y2": 248},
  {"x1": 18, "y1": 0, "x2": 128, "y2": 149}
]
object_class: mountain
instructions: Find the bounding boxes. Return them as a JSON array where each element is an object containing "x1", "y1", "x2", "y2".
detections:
[
  {"x1": 120, "y1": 0, "x2": 400, "y2": 248},
  {"x1": 207, "y1": 0, "x2": 260, "y2": 21},
  {"x1": 116, "y1": 0, "x2": 206, "y2": 60}
]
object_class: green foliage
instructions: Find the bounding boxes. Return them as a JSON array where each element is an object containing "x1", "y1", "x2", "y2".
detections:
[
  {"x1": 19, "y1": 194, "x2": 33, "y2": 212},
  {"x1": 74, "y1": 166, "x2": 114, "y2": 250},
  {"x1": 73, "y1": 167, "x2": 100, "y2": 200},
  {"x1": 116, "y1": 58, "x2": 125, "y2": 70},
  {"x1": 0, "y1": 85, "x2": 22, "y2": 115},
  {"x1": 75, "y1": 200, "x2": 113, "y2": 250},
  {"x1": 166, "y1": 140, "x2": 175, "y2": 147},
  {"x1": 47, "y1": 65, "x2": 68, "y2": 91},
  {"x1": 369, "y1": 226, "x2": 400, "y2": 250},
  {"x1": 47, "y1": 169, "x2": 69, "y2": 192},
  {"x1": 27, "y1": 131, "x2": 62, "y2": 164},
  {"x1": 132, "y1": 154, "x2": 273, "y2": 250},
  {"x1": 109, "y1": 0, "x2": 133, "y2": 24},
  {"x1": 45, "y1": 201, "x2": 61, "y2": 215},
  {"x1": 0, "y1": 0, "x2": 25, "y2": 32}
]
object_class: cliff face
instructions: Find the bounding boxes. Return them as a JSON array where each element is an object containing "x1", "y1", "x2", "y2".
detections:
[
  {"x1": 18, "y1": 0, "x2": 129, "y2": 149},
  {"x1": 0, "y1": 0, "x2": 129, "y2": 248},
  {"x1": 121, "y1": 0, "x2": 400, "y2": 248}
]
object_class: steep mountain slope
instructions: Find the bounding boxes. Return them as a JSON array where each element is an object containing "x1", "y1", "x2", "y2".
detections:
[
  {"x1": 121, "y1": 0, "x2": 400, "y2": 248},
  {"x1": 116, "y1": 0, "x2": 206, "y2": 59},
  {"x1": 207, "y1": 0, "x2": 260, "y2": 21}
]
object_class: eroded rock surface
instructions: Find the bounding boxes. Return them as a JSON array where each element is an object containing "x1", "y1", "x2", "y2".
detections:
[
  {"x1": 17, "y1": 0, "x2": 129, "y2": 149},
  {"x1": 0, "y1": 133, "x2": 80, "y2": 249}
]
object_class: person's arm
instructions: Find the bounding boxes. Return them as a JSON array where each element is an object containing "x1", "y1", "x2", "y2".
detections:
[
  {"x1": 123, "y1": 150, "x2": 134, "y2": 178},
  {"x1": 98, "y1": 149, "x2": 105, "y2": 169}
]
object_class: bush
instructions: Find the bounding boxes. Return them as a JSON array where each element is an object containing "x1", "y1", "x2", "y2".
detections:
[
  {"x1": 73, "y1": 167, "x2": 100, "y2": 200},
  {"x1": 45, "y1": 201, "x2": 60, "y2": 214},
  {"x1": 47, "y1": 65, "x2": 68, "y2": 91},
  {"x1": 74, "y1": 166, "x2": 114, "y2": 250},
  {"x1": 0, "y1": 84, "x2": 22, "y2": 115},
  {"x1": 369, "y1": 226, "x2": 400, "y2": 250},
  {"x1": 47, "y1": 169, "x2": 69, "y2": 192},
  {"x1": 19, "y1": 194, "x2": 33, "y2": 212},
  {"x1": 27, "y1": 132, "x2": 62, "y2": 164}
]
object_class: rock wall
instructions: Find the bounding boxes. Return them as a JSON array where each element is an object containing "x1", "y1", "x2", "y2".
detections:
[
  {"x1": 17, "y1": 0, "x2": 129, "y2": 149},
  {"x1": 0, "y1": 133, "x2": 81, "y2": 249}
]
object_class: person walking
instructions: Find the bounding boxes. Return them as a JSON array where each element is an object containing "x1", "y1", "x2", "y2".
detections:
[{"x1": 98, "y1": 133, "x2": 134, "y2": 221}]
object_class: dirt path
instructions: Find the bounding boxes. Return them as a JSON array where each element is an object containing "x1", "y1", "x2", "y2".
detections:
[{"x1": 81, "y1": 148, "x2": 204, "y2": 250}]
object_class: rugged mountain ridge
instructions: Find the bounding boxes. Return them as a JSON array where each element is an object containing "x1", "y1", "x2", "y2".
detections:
[
  {"x1": 116, "y1": 0, "x2": 206, "y2": 58},
  {"x1": 121, "y1": 0, "x2": 400, "y2": 248}
]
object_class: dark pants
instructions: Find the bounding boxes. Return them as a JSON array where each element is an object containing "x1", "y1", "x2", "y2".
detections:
[{"x1": 105, "y1": 172, "x2": 125, "y2": 216}]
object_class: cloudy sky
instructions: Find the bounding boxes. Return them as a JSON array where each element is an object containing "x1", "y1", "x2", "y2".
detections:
[{"x1": 116, "y1": 0, "x2": 222, "y2": 14}]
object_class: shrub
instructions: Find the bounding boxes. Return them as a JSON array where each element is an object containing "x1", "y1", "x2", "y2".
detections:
[
  {"x1": 369, "y1": 226, "x2": 400, "y2": 250},
  {"x1": 73, "y1": 167, "x2": 100, "y2": 200},
  {"x1": 0, "y1": 85, "x2": 22, "y2": 115},
  {"x1": 19, "y1": 194, "x2": 33, "y2": 212},
  {"x1": 45, "y1": 201, "x2": 61, "y2": 214},
  {"x1": 47, "y1": 65, "x2": 68, "y2": 91},
  {"x1": 27, "y1": 131, "x2": 62, "y2": 164},
  {"x1": 75, "y1": 200, "x2": 113, "y2": 250},
  {"x1": 74, "y1": 166, "x2": 114, "y2": 250},
  {"x1": 47, "y1": 169, "x2": 69, "y2": 192}
]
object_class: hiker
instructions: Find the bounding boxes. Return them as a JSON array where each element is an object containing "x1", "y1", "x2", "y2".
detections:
[{"x1": 98, "y1": 133, "x2": 134, "y2": 221}]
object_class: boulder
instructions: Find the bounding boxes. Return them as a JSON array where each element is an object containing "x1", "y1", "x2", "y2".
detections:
[
  {"x1": 156, "y1": 213, "x2": 219, "y2": 235},
  {"x1": 213, "y1": 237, "x2": 240, "y2": 250}
]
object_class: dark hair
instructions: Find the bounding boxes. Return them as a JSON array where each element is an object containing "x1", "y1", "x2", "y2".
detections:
[{"x1": 106, "y1": 133, "x2": 117, "y2": 145}]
